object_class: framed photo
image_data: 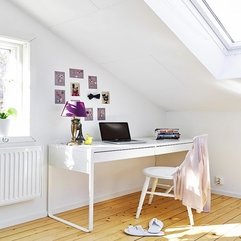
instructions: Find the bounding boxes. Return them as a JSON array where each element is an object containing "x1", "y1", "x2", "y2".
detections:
[
  {"x1": 85, "y1": 108, "x2": 93, "y2": 121},
  {"x1": 88, "y1": 76, "x2": 97, "y2": 89},
  {"x1": 97, "y1": 108, "x2": 105, "y2": 120},
  {"x1": 55, "y1": 71, "x2": 65, "y2": 86},
  {"x1": 69, "y1": 68, "x2": 84, "y2": 78},
  {"x1": 70, "y1": 82, "x2": 80, "y2": 96},
  {"x1": 101, "y1": 91, "x2": 110, "y2": 104},
  {"x1": 55, "y1": 90, "x2": 65, "y2": 104}
]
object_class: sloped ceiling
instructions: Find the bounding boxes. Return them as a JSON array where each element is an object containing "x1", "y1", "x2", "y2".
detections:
[{"x1": 9, "y1": 0, "x2": 241, "y2": 111}]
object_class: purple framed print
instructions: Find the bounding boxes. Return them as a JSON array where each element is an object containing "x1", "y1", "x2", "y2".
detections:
[
  {"x1": 101, "y1": 91, "x2": 110, "y2": 104},
  {"x1": 85, "y1": 108, "x2": 93, "y2": 121},
  {"x1": 88, "y1": 76, "x2": 97, "y2": 89},
  {"x1": 55, "y1": 71, "x2": 65, "y2": 86},
  {"x1": 55, "y1": 89, "x2": 65, "y2": 104},
  {"x1": 70, "y1": 82, "x2": 80, "y2": 96},
  {"x1": 97, "y1": 108, "x2": 105, "y2": 120},
  {"x1": 69, "y1": 68, "x2": 84, "y2": 78}
]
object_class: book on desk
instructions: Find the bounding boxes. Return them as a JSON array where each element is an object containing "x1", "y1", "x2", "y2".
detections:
[{"x1": 155, "y1": 128, "x2": 181, "y2": 140}]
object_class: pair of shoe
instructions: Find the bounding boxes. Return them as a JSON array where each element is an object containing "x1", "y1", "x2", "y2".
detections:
[{"x1": 124, "y1": 218, "x2": 164, "y2": 237}]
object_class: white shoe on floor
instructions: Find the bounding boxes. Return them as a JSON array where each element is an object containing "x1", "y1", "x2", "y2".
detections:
[
  {"x1": 124, "y1": 224, "x2": 164, "y2": 237},
  {"x1": 148, "y1": 218, "x2": 164, "y2": 234}
]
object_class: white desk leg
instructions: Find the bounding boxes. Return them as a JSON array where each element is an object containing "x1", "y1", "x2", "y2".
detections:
[
  {"x1": 88, "y1": 160, "x2": 94, "y2": 231},
  {"x1": 47, "y1": 165, "x2": 92, "y2": 233}
]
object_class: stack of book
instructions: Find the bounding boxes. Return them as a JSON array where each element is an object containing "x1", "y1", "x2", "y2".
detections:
[{"x1": 155, "y1": 128, "x2": 180, "y2": 140}]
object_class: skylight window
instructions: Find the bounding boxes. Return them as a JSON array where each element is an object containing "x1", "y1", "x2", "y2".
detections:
[
  {"x1": 205, "y1": 0, "x2": 241, "y2": 42},
  {"x1": 189, "y1": 0, "x2": 241, "y2": 52}
]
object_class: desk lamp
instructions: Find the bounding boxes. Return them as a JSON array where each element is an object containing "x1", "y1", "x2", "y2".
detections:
[{"x1": 61, "y1": 100, "x2": 87, "y2": 145}]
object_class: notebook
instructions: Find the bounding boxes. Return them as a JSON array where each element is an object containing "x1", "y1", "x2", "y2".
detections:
[{"x1": 99, "y1": 122, "x2": 145, "y2": 144}]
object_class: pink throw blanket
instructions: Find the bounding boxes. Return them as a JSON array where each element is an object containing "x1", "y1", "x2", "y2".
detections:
[{"x1": 173, "y1": 135, "x2": 211, "y2": 212}]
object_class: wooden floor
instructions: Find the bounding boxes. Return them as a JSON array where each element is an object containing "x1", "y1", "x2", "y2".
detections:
[{"x1": 1, "y1": 192, "x2": 241, "y2": 241}]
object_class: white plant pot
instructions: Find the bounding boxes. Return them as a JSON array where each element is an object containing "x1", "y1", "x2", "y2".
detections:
[{"x1": 0, "y1": 119, "x2": 11, "y2": 136}]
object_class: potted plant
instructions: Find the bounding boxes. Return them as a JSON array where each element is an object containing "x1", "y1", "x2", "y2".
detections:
[{"x1": 0, "y1": 107, "x2": 17, "y2": 136}]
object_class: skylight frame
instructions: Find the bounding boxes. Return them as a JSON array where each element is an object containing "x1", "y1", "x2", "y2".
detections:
[{"x1": 189, "y1": 0, "x2": 241, "y2": 52}]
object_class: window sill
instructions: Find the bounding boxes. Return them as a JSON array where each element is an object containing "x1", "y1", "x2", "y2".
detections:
[{"x1": 0, "y1": 136, "x2": 36, "y2": 145}]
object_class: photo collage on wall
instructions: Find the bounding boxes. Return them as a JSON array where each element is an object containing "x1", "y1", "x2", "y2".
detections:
[{"x1": 54, "y1": 68, "x2": 110, "y2": 121}]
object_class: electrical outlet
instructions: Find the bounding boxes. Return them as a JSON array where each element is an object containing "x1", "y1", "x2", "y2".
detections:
[{"x1": 215, "y1": 176, "x2": 224, "y2": 185}]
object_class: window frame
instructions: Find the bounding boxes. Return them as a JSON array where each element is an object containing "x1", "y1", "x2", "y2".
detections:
[
  {"x1": 188, "y1": 0, "x2": 241, "y2": 52},
  {"x1": 0, "y1": 35, "x2": 32, "y2": 144}
]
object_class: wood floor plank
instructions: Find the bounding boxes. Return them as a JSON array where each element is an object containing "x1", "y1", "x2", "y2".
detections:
[
  {"x1": 51, "y1": 197, "x2": 182, "y2": 241},
  {"x1": 200, "y1": 212, "x2": 241, "y2": 240},
  {"x1": 106, "y1": 196, "x2": 239, "y2": 241},
  {"x1": 55, "y1": 195, "x2": 224, "y2": 241},
  {"x1": 156, "y1": 198, "x2": 241, "y2": 241},
  {"x1": 0, "y1": 192, "x2": 144, "y2": 240},
  {"x1": 0, "y1": 193, "x2": 241, "y2": 241}
]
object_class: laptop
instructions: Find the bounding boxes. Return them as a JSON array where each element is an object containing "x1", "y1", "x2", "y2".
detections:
[{"x1": 99, "y1": 122, "x2": 145, "y2": 144}]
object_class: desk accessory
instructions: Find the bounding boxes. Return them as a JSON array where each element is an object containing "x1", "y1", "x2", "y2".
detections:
[
  {"x1": 84, "y1": 134, "x2": 93, "y2": 145},
  {"x1": 61, "y1": 100, "x2": 87, "y2": 145}
]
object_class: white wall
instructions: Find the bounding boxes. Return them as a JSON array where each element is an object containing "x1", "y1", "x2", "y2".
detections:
[
  {"x1": 165, "y1": 111, "x2": 241, "y2": 198},
  {"x1": 0, "y1": 0, "x2": 165, "y2": 228}
]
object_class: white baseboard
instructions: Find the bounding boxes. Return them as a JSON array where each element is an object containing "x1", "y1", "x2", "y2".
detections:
[
  {"x1": 0, "y1": 211, "x2": 47, "y2": 229},
  {"x1": 211, "y1": 188, "x2": 241, "y2": 198},
  {"x1": 51, "y1": 187, "x2": 141, "y2": 214}
]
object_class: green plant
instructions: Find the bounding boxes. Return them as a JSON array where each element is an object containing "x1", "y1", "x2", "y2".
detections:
[{"x1": 0, "y1": 107, "x2": 17, "y2": 119}]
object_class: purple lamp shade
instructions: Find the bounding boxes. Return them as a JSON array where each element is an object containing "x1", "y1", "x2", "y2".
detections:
[{"x1": 61, "y1": 100, "x2": 87, "y2": 117}]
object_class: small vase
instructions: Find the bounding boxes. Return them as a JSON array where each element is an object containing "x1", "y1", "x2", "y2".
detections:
[{"x1": 0, "y1": 119, "x2": 11, "y2": 136}]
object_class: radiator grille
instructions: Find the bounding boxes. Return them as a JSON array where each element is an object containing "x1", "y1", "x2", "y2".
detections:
[{"x1": 0, "y1": 146, "x2": 42, "y2": 206}]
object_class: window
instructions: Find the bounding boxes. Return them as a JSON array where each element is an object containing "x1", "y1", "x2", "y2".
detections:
[
  {"x1": 204, "y1": 0, "x2": 241, "y2": 43},
  {"x1": 189, "y1": 0, "x2": 241, "y2": 52},
  {"x1": 0, "y1": 36, "x2": 30, "y2": 138}
]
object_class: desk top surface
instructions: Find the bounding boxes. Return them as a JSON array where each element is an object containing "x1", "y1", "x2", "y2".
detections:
[
  {"x1": 49, "y1": 137, "x2": 193, "y2": 153},
  {"x1": 49, "y1": 138, "x2": 193, "y2": 168}
]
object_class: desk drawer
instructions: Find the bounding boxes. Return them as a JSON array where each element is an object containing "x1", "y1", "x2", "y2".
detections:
[
  {"x1": 155, "y1": 143, "x2": 192, "y2": 155},
  {"x1": 94, "y1": 146, "x2": 155, "y2": 163},
  {"x1": 49, "y1": 145, "x2": 91, "y2": 173}
]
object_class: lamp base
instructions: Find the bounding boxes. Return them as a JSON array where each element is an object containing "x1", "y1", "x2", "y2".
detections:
[
  {"x1": 76, "y1": 124, "x2": 85, "y2": 144},
  {"x1": 67, "y1": 118, "x2": 85, "y2": 145},
  {"x1": 67, "y1": 140, "x2": 80, "y2": 146}
]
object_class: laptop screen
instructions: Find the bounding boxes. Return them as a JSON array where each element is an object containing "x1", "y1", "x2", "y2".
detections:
[{"x1": 99, "y1": 122, "x2": 131, "y2": 141}]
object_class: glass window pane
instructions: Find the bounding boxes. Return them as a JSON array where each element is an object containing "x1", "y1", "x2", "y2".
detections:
[
  {"x1": 0, "y1": 37, "x2": 30, "y2": 138},
  {"x1": 0, "y1": 48, "x2": 11, "y2": 109},
  {"x1": 205, "y1": 0, "x2": 241, "y2": 42}
]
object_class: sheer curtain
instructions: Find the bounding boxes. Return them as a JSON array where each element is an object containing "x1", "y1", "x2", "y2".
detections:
[{"x1": 0, "y1": 48, "x2": 11, "y2": 109}]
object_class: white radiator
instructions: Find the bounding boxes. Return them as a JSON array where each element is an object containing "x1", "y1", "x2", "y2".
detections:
[{"x1": 0, "y1": 146, "x2": 42, "y2": 206}]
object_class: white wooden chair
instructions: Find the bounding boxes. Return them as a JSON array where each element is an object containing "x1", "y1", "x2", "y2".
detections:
[
  {"x1": 135, "y1": 135, "x2": 210, "y2": 226},
  {"x1": 135, "y1": 166, "x2": 194, "y2": 225}
]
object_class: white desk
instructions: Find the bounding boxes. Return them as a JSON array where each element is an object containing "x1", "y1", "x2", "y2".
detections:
[{"x1": 48, "y1": 138, "x2": 193, "y2": 232}]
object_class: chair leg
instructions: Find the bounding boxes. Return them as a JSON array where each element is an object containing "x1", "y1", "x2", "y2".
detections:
[
  {"x1": 187, "y1": 206, "x2": 194, "y2": 226},
  {"x1": 148, "y1": 177, "x2": 158, "y2": 204},
  {"x1": 136, "y1": 176, "x2": 150, "y2": 218}
]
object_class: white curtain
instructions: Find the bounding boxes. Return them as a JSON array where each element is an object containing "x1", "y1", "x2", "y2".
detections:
[{"x1": 0, "y1": 48, "x2": 11, "y2": 109}]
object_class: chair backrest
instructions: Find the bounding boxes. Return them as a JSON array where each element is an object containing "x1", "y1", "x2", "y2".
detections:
[{"x1": 173, "y1": 134, "x2": 211, "y2": 212}]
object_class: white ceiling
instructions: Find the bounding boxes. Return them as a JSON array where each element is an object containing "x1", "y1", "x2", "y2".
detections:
[{"x1": 10, "y1": 0, "x2": 241, "y2": 111}]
